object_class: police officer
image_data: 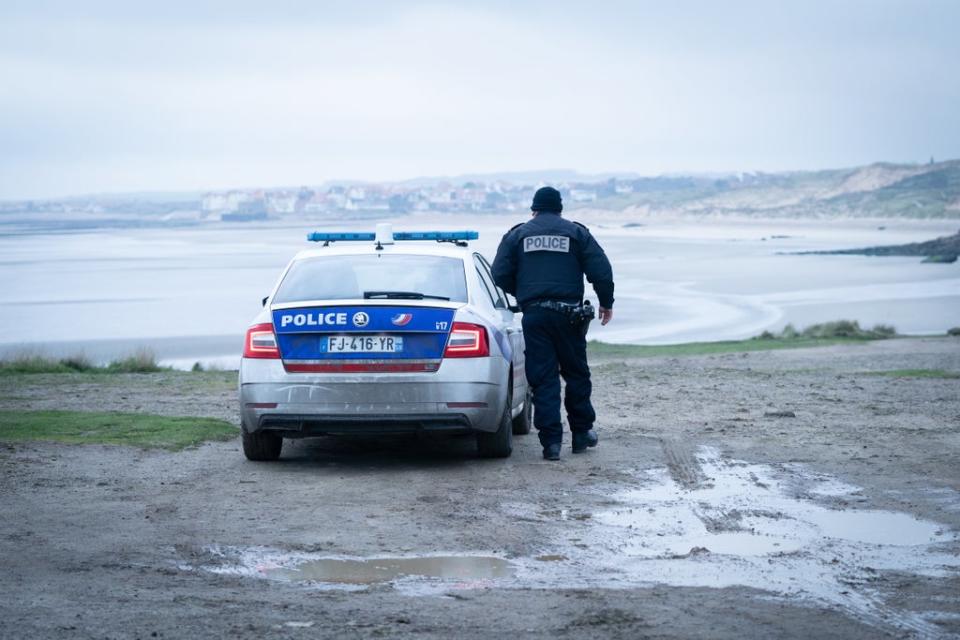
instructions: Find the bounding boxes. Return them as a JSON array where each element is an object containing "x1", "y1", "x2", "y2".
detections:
[{"x1": 492, "y1": 186, "x2": 614, "y2": 460}]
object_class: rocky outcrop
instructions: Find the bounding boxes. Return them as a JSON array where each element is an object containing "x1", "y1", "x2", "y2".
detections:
[{"x1": 800, "y1": 230, "x2": 960, "y2": 259}]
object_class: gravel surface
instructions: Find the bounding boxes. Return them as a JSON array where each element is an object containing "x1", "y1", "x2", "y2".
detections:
[{"x1": 1, "y1": 337, "x2": 958, "y2": 639}]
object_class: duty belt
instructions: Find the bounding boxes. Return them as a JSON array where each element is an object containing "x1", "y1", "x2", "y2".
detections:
[
  {"x1": 524, "y1": 300, "x2": 581, "y2": 313},
  {"x1": 525, "y1": 299, "x2": 596, "y2": 334},
  {"x1": 528, "y1": 299, "x2": 595, "y2": 321}
]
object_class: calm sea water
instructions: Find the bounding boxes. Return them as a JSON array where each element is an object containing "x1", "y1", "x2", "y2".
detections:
[{"x1": 1, "y1": 214, "x2": 957, "y2": 368}]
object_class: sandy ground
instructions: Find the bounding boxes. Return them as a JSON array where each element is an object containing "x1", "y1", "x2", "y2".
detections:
[{"x1": 1, "y1": 338, "x2": 959, "y2": 639}]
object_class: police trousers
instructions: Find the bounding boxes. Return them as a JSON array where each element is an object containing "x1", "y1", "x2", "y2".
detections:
[{"x1": 521, "y1": 306, "x2": 596, "y2": 447}]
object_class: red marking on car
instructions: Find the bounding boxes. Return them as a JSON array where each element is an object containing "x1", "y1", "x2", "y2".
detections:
[
  {"x1": 284, "y1": 362, "x2": 439, "y2": 373},
  {"x1": 391, "y1": 313, "x2": 413, "y2": 326}
]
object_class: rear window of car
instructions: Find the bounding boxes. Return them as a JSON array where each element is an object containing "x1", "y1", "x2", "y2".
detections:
[{"x1": 272, "y1": 254, "x2": 468, "y2": 303}]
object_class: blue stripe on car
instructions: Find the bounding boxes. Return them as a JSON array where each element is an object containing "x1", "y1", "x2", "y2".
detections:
[{"x1": 272, "y1": 306, "x2": 456, "y2": 360}]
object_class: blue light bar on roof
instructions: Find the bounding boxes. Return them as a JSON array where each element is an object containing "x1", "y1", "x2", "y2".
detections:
[
  {"x1": 394, "y1": 231, "x2": 479, "y2": 241},
  {"x1": 306, "y1": 232, "x2": 376, "y2": 242},
  {"x1": 306, "y1": 230, "x2": 479, "y2": 242}
]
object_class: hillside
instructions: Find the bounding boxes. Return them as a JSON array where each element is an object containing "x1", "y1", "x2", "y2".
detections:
[
  {"x1": 595, "y1": 160, "x2": 960, "y2": 219},
  {"x1": 2, "y1": 159, "x2": 959, "y2": 224}
]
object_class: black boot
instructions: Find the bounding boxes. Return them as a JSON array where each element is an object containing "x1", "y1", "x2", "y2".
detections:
[
  {"x1": 572, "y1": 430, "x2": 598, "y2": 454},
  {"x1": 542, "y1": 443, "x2": 561, "y2": 461}
]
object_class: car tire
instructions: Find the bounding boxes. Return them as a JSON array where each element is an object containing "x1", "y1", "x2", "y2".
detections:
[
  {"x1": 477, "y1": 396, "x2": 513, "y2": 458},
  {"x1": 242, "y1": 428, "x2": 283, "y2": 461},
  {"x1": 512, "y1": 386, "x2": 532, "y2": 435}
]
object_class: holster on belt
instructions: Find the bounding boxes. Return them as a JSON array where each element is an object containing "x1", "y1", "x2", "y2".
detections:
[{"x1": 527, "y1": 300, "x2": 595, "y2": 336}]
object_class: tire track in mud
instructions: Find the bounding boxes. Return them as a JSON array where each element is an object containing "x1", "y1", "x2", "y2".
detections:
[
  {"x1": 835, "y1": 596, "x2": 947, "y2": 640},
  {"x1": 660, "y1": 438, "x2": 708, "y2": 490},
  {"x1": 652, "y1": 443, "x2": 954, "y2": 639}
]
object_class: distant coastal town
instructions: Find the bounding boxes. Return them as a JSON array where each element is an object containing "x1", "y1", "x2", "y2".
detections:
[
  {"x1": 5, "y1": 177, "x2": 638, "y2": 220},
  {"x1": 198, "y1": 179, "x2": 632, "y2": 221},
  {"x1": 2, "y1": 159, "x2": 958, "y2": 223},
  {"x1": 0, "y1": 174, "x2": 640, "y2": 222}
]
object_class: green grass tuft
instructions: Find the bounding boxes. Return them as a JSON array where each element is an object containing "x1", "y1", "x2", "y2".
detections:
[
  {"x1": 105, "y1": 348, "x2": 165, "y2": 373},
  {"x1": 0, "y1": 354, "x2": 76, "y2": 374},
  {"x1": 0, "y1": 410, "x2": 237, "y2": 450},
  {"x1": 588, "y1": 320, "x2": 903, "y2": 359},
  {"x1": 60, "y1": 353, "x2": 95, "y2": 372},
  {"x1": 0, "y1": 348, "x2": 170, "y2": 375},
  {"x1": 587, "y1": 337, "x2": 864, "y2": 358},
  {"x1": 755, "y1": 320, "x2": 897, "y2": 341},
  {"x1": 863, "y1": 369, "x2": 960, "y2": 379}
]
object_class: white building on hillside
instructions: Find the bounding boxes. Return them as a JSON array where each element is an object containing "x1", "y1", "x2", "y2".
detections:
[
  {"x1": 202, "y1": 190, "x2": 250, "y2": 213},
  {"x1": 569, "y1": 189, "x2": 597, "y2": 203}
]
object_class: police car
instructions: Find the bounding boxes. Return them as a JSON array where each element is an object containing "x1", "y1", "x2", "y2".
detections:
[{"x1": 239, "y1": 224, "x2": 530, "y2": 460}]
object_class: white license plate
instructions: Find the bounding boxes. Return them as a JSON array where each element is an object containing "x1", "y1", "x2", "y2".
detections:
[{"x1": 326, "y1": 335, "x2": 403, "y2": 353}]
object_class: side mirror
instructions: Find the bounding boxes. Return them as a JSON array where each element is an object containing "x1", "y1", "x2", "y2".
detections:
[
  {"x1": 508, "y1": 303, "x2": 521, "y2": 313},
  {"x1": 261, "y1": 296, "x2": 269, "y2": 307}
]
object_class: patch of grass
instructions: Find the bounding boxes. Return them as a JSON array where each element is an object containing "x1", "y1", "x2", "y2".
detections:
[
  {"x1": 105, "y1": 348, "x2": 165, "y2": 373},
  {"x1": 589, "y1": 320, "x2": 904, "y2": 359},
  {"x1": 0, "y1": 348, "x2": 100, "y2": 374},
  {"x1": 0, "y1": 348, "x2": 170, "y2": 375},
  {"x1": 60, "y1": 353, "x2": 95, "y2": 372},
  {"x1": 587, "y1": 337, "x2": 862, "y2": 358},
  {"x1": 756, "y1": 320, "x2": 897, "y2": 341},
  {"x1": 0, "y1": 353, "x2": 77, "y2": 374},
  {"x1": 863, "y1": 369, "x2": 960, "y2": 379},
  {"x1": 0, "y1": 410, "x2": 237, "y2": 450}
]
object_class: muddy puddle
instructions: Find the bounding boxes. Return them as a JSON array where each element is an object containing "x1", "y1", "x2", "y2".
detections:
[
  {"x1": 568, "y1": 447, "x2": 960, "y2": 637},
  {"x1": 266, "y1": 555, "x2": 513, "y2": 585},
  {"x1": 193, "y1": 447, "x2": 959, "y2": 635},
  {"x1": 197, "y1": 547, "x2": 517, "y2": 592},
  {"x1": 591, "y1": 451, "x2": 948, "y2": 558}
]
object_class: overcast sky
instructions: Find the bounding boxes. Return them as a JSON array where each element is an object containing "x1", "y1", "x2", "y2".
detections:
[{"x1": 1, "y1": 0, "x2": 958, "y2": 199}]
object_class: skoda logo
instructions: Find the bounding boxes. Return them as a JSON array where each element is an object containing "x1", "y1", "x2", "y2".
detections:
[{"x1": 352, "y1": 311, "x2": 370, "y2": 327}]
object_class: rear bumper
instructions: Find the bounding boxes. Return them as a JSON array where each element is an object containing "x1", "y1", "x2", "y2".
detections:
[
  {"x1": 255, "y1": 413, "x2": 473, "y2": 437},
  {"x1": 239, "y1": 356, "x2": 509, "y2": 434}
]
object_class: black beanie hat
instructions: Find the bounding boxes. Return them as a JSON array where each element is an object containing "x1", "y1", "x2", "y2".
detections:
[{"x1": 531, "y1": 186, "x2": 563, "y2": 213}]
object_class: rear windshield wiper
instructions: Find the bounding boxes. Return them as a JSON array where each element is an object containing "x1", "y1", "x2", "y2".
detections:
[{"x1": 364, "y1": 290, "x2": 450, "y2": 301}]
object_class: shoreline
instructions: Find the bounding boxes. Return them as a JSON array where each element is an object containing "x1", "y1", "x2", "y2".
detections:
[
  {"x1": 2, "y1": 210, "x2": 959, "y2": 236},
  {"x1": 2, "y1": 216, "x2": 957, "y2": 354},
  {"x1": 3, "y1": 334, "x2": 958, "y2": 373}
]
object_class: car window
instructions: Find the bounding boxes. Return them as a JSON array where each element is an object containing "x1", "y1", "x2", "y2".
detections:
[
  {"x1": 473, "y1": 255, "x2": 505, "y2": 309},
  {"x1": 476, "y1": 254, "x2": 510, "y2": 306},
  {"x1": 273, "y1": 255, "x2": 468, "y2": 303}
]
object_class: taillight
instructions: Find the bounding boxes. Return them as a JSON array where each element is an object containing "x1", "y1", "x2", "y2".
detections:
[
  {"x1": 243, "y1": 323, "x2": 280, "y2": 359},
  {"x1": 443, "y1": 322, "x2": 489, "y2": 358}
]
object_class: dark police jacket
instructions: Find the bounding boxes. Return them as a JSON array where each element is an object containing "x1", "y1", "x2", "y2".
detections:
[{"x1": 491, "y1": 212, "x2": 615, "y2": 309}]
